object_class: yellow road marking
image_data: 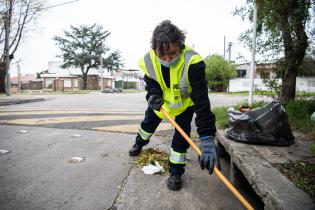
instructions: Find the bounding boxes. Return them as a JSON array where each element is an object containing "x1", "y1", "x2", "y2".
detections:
[
  {"x1": 0, "y1": 115, "x2": 144, "y2": 125},
  {"x1": 0, "y1": 110, "x2": 106, "y2": 116},
  {"x1": 0, "y1": 108, "x2": 95, "y2": 112},
  {"x1": 0, "y1": 110, "x2": 144, "y2": 116},
  {"x1": 93, "y1": 123, "x2": 172, "y2": 133}
]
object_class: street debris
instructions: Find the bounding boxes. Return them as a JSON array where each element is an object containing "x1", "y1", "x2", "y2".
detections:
[
  {"x1": 68, "y1": 157, "x2": 85, "y2": 163},
  {"x1": 136, "y1": 148, "x2": 169, "y2": 175},
  {"x1": 71, "y1": 134, "x2": 82, "y2": 138},
  {"x1": 311, "y1": 112, "x2": 315, "y2": 121},
  {"x1": 100, "y1": 152, "x2": 108, "y2": 157},
  {"x1": 18, "y1": 130, "x2": 28, "y2": 134},
  {"x1": 141, "y1": 161, "x2": 164, "y2": 174},
  {"x1": 0, "y1": 150, "x2": 10, "y2": 155}
]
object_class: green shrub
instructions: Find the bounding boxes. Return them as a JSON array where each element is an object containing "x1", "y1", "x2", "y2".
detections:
[
  {"x1": 284, "y1": 100, "x2": 315, "y2": 138},
  {"x1": 213, "y1": 106, "x2": 229, "y2": 129},
  {"x1": 311, "y1": 144, "x2": 315, "y2": 156},
  {"x1": 297, "y1": 91, "x2": 315, "y2": 98}
]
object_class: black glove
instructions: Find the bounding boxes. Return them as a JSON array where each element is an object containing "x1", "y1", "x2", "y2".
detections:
[
  {"x1": 198, "y1": 136, "x2": 221, "y2": 174},
  {"x1": 148, "y1": 95, "x2": 164, "y2": 111}
]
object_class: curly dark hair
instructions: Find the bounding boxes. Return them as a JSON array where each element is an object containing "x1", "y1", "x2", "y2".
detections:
[{"x1": 151, "y1": 20, "x2": 186, "y2": 56}]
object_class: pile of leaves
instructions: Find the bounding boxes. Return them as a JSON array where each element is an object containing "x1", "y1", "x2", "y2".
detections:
[
  {"x1": 273, "y1": 161, "x2": 315, "y2": 199},
  {"x1": 136, "y1": 148, "x2": 170, "y2": 175}
]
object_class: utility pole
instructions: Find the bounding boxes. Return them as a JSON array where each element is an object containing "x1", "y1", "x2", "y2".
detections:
[
  {"x1": 249, "y1": 2, "x2": 257, "y2": 108},
  {"x1": 228, "y1": 42, "x2": 232, "y2": 62},
  {"x1": 126, "y1": 70, "x2": 129, "y2": 89},
  {"x1": 223, "y1": 36, "x2": 226, "y2": 59},
  {"x1": 4, "y1": 1, "x2": 12, "y2": 96},
  {"x1": 121, "y1": 74, "x2": 124, "y2": 89},
  {"x1": 100, "y1": 57, "x2": 104, "y2": 91},
  {"x1": 17, "y1": 60, "x2": 21, "y2": 93}
]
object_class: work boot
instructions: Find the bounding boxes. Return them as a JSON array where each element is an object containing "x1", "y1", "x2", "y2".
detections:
[
  {"x1": 167, "y1": 174, "x2": 182, "y2": 191},
  {"x1": 129, "y1": 143, "x2": 143, "y2": 156}
]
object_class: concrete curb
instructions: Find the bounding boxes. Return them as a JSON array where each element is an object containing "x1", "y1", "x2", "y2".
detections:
[
  {"x1": 0, "y1": 98, "x2": 45, "y2": 106},
  {"x1": 216, "y1": 130, "x2": 314, "y2": 210}
]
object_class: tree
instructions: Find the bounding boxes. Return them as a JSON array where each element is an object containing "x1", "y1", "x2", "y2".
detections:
[
  {"x1": 234, "y1": 0, "x2": 314, "y2": 103},
  {"x1": 298, "y1": 56, "x2": 315, "y2": 76},
  {"x1": 53, "y1": 24, "x2": 123, "y2": 89},
  {"x1": 204, "y1": 54, "x2": 236, "y2": 92},
  {"x1": 36, "y1": 69, "x2": 47, "y2": 79},
  {"x1": 0, "y1": 0, "x2": 46, "y2": 93}
]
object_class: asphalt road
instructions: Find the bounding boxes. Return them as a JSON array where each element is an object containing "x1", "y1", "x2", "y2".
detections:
[
  {"x1": 0, "y1": 92, "x2": 265, "y2": 131},
  {"x1": 0, "y1": 92, "x2": 265, "y2": 210},
  {"x1": 0, "y1": 91, "x2": 263, "y2": 111}
]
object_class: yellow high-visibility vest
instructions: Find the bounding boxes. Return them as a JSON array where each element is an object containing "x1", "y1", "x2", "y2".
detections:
[{"x1": 138, "y1": 45, "x2": 203, "y2": 119}]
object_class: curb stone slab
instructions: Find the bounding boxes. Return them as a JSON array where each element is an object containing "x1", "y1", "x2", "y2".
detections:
[{"x1": 216, "y1": 130, "x2": 315, "y2": 210}]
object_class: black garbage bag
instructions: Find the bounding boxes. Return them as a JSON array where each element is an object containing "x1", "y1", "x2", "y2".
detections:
[{"x1": 225, "y1": 101, "x2": 294, "y2": 146}]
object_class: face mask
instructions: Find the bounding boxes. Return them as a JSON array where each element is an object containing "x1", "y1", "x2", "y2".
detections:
[{"x1": 158, "y1": 54, "x2": 180, "y2": 68}]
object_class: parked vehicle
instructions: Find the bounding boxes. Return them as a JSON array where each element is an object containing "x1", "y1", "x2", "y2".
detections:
[{"x1": 102, "y1": 88, "x2": 123, "y2": 93}]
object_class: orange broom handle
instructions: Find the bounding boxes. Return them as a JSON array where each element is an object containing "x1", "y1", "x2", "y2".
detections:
[{"x1": 160, "y1": 108, "x2": 254, "y2": 210}]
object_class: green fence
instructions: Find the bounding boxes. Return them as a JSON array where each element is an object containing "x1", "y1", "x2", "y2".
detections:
[{"x1": 115, "y1": 81, "x2": 137, "y2": 89}]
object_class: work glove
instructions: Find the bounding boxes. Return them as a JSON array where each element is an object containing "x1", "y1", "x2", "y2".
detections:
[
  {"x1": 148, "y1": 95, "x2": 164, "y2": 111},
  {"x1": 198, "y1": 136, "x2": 221, "y2": 174}
]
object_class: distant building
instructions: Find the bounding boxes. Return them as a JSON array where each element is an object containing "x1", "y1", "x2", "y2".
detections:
[
  {"x1": 10, "y1": 74, "x2": 42, "y2": 93},
  {"x1": 41, "y1": 74, "x2": 79, "y2": 89},
  {"x1": 229, "y1": 63, "x2": 315, "y2": 92},
  {"x1": 40, "y1": 61, "x2": 143, "y2": 90},
  {"x1": 40, "y1": 61, "x2": 80, "y2": 89},
  {"x1": 113, "y1": 69, "x2": 144, "y2": 90}
]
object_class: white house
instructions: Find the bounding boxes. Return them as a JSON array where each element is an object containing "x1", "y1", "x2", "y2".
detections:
[
  {"x1": 229, "y1": 63, "x2": 315, "y2": 92},
  {"x1": 114, "y1": 69, "x2": 145, "y2": 90}
]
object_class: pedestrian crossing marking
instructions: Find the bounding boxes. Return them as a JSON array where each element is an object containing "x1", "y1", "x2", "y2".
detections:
[
  {"x1": 0, "y1": 115, "x2": 144, "y2": 125},
  {"x1": 0, "y1": 110, "x2": 103, "y2": 116},
  {"x1": 93, "y1": 123, "x2": 172, "y2": 133},
  {"x1": 0, "y1": 110, "x2": 144, "y2": 116}
]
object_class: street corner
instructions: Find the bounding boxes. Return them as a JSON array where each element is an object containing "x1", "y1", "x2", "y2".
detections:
[
  {"x1": 113, "y1": 154, "x2": 245, "y2": 210},
  {"x1": 0, "y1": 95, "x2": 46, "y2": 106}
]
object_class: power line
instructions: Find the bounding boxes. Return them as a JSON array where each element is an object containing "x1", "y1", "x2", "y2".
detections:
[{"x1": 42, "y1": 0, "x2": 80, "y2": 10}]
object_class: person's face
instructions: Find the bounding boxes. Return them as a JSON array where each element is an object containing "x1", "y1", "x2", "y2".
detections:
[{"x1": 155, "y1": 43, "x2": 180, "y2": 62}]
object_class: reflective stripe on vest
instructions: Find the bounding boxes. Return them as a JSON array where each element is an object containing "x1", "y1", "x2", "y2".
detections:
[
  {"x1": 180, "y1": 50, "x2": 198, "y2": 98},
  {"x1": 169, "y1": 148, "x2": 186, "y2": 164},
  {"x1": 143, "y1": 49, "x2": 198, "y2": 99},
  {"x1": 138, "y1": 127, "x2": 153, "y2": 140},
  {"x1": 144, "y1": 52, "x2": 157, "y2": 81}
]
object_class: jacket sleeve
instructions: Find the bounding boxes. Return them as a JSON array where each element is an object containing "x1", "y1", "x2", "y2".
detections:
[
  {"x1": 188, "y1": 61, "x2": 217, "y2": 137},
  {"x1": 144, "y1": 75, "x2": 163, "y2": 101}
]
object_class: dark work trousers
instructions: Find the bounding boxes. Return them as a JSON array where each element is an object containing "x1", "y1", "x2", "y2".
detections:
[{"x1": 137, "y1": 106, "x2": 194, "y2": 175}]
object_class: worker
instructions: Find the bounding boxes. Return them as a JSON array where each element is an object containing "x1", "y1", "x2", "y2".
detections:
[{"x1": 129, "y1": 20, "x2": 221, "y2": 191}]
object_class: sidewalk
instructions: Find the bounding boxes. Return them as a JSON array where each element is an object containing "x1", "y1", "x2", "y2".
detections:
[
  {"x1": 0, "y1": 125, "x2": 246, "y2": 210},
  {"x1": 216, "y1": 130, "x2": 315, "y2": 210},
  {"x1": 0, "y1": 95, "x2": 46, "y2": 106}
]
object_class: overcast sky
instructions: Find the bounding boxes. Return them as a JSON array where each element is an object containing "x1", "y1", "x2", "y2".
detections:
[{"x1": 11, "y1": 0, "x2": 252, "y2": 76}]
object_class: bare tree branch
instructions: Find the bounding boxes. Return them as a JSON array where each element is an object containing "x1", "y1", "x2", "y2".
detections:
[
  {"x1": 0, "y1": 0, "x2": 46, "y2": 62},
  {"x1": 8, "y1": 0, "x2": 28, "y2": 50},
  {"x1": 10, "y1": 1, "x2": 30, "y2": 55}
]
